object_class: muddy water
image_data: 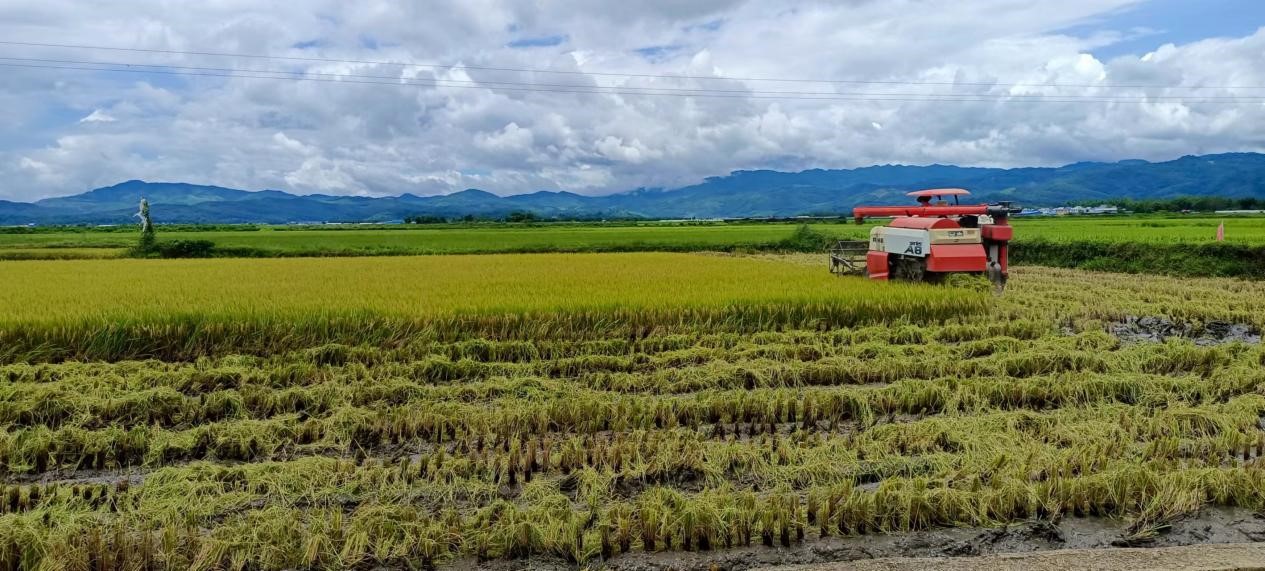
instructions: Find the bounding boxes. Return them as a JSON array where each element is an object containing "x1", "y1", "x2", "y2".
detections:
[{"x1": 1108, "y1": 316, "x2": 1261, "y2": 345}]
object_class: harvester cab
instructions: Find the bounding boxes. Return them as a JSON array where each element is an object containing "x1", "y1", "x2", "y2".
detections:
[{"x1": 829, "y1": 188, "x2": 1018, "y2": 291}]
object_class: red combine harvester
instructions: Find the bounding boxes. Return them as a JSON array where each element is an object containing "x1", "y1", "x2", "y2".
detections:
[{"x1": 830, "y1": 189, "x2": 1017, "y2": 290}]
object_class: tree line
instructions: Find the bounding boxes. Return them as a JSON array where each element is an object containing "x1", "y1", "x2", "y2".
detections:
[{"x1": 403, "y1": 211, "x2": 650, "y2": 224}]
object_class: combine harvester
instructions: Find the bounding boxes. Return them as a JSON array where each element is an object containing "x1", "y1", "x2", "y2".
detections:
[{"x1": 830, "y1": 189, "x2": 1018, "y2": 290}]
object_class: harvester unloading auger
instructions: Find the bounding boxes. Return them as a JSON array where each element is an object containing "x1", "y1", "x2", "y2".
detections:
[{"x1": 830, "y1": 188, "x2": 1020, "y2": 290}]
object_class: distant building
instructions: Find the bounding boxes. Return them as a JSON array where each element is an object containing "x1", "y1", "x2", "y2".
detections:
[
  {"x1": 1050, "y1": 205, "x2": 1119, "y2": 215},
  {"x1": 1087, "y1": 205, "x2": 1120, "y2": 214}
]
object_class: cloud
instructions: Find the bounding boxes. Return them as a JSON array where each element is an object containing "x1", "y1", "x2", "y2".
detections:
[
  {"x1": 78, "y1": 109, "x2": 117, "y2": 123},
  {"x1": 0, "y1": 0, "x2": 1263, "y2": 202},
  {"x1": 18, "y1": 156, "x2": 51, "y2": 174},
  {"x1": 284, "y1": 157, "x2": 361, "y2": 193},
  {"x1": 272, "y1": 132, "x2": 315, "y2": 155}
]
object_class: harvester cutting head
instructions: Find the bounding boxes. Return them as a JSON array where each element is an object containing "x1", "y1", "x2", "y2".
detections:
[{"x1": 831, "y1": 189, "x2": 1018, "y2": 291}]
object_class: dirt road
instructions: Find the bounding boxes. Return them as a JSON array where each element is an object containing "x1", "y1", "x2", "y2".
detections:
[{"x1": 757, "y1": 543, "x2": 1265, "y2": 571}]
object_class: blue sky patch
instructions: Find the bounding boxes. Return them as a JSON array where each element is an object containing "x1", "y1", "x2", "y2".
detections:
[
  {"x1": 292, "y1": 39, "x2": 328, "y2": 50},
  {"x1": 634, "y1": 44, "x2": 684, "y2": 63},
  {"x1": 686, "y1": 19, "x2": 724, "y2": 33},
  {"x1": 507, "y1": 34, "x2": 568, "y2": 48},
  {"x1": 1062, "y1": 0, "x2": 1265, "y2": 59}
]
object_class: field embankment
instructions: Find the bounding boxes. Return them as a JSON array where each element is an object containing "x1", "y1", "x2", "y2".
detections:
[
  {"x1": 1012, "y1": 240, "x2": 1265, "y2": 278},
  {"x1": 0, "y1": 223, "x2": 842, "y2": 258}
]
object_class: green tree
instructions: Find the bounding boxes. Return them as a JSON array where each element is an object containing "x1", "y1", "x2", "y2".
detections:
[
  {"x1": 505, "y1": 210, "x2": 539, "y2": 223},
  {"x1": 405, "y1": 214, "x2": 447, "y2": 224}
]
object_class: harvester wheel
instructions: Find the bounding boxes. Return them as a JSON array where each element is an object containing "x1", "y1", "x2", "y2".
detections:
[
  {"x1": 987, "y1": 264, "x2": 1007, "y2": 294},
  {"x1": 907, "y1": 260, "x2": 925, "y2": 282},
  {"x1": 891, "y1": 256, "x2": 928, "y2": 283}
]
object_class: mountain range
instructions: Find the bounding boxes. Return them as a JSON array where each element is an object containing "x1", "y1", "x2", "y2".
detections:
[{"x1": 3, "y1": 153, "x2": 1264, "y2": 224}]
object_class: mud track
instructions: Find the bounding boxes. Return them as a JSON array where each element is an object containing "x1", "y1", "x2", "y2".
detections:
[
  {"x1": 758, "y1": 542, "x2": 1265, "y2": 571},
  {"x1": 460, "y1": 507, "x2": 1265, "y2": 571}
]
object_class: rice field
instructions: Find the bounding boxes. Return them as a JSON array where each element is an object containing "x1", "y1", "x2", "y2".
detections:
[
  {"x1": 0, "y1": 253, "x2": 1262, "y2": 569},
  {"x1": 0, "y1": 254, "x2": 977, "y2": 363},
  {"x1": 0, "y1": 253, "x2": 965, "y2": 320},
  {"x1": 2, "y1": 215, "x2": 1263, "y2": 260},
  {"x1": 1011, "y1": 216, "x2": 1265, "y2": 243}
]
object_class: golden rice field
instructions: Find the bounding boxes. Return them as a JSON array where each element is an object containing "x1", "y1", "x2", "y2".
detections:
[
  {"x1": 0, "y1": 253, "x2": 976, "y2": 323},
  {"x1": 0, "y1": 254, "x2": 980, "y2": 363},
  {"x1": 0, "y1": 253, "x2": 1262, "y2": 570}
]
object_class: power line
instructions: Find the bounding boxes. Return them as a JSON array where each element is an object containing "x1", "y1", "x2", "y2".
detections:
[
  {"x1": 1, "y1": 39, "x2": 1261, "y2": 90},
  {"x1": 4, "y1": 56, "x2": 1260, "y2": 101},
  {"x1": 4, "y1": 61, "x2": 1261, "y2": 104},
  {"x1": 9, "y1": 61, "x2": 1265, "y2": 104}
]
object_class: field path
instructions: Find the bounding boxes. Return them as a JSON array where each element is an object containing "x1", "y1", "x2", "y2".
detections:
[{"x1": 757, "y1": 543, "x2": 1265, "y2": 571}]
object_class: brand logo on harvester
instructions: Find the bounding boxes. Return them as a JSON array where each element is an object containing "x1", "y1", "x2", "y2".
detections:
[{"x1": 904, "y1": 242, "x2": 923, "y2": 255}]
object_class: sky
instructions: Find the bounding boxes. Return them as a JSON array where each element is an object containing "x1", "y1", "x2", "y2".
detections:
[{"x1": 0, "y1": 0, "x2": 1263, "y2": 201}]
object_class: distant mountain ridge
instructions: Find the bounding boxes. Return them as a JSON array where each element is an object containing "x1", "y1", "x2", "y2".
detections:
[{"x1": 3, "y1": 153, "x2": 1264, "y2": 224}]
